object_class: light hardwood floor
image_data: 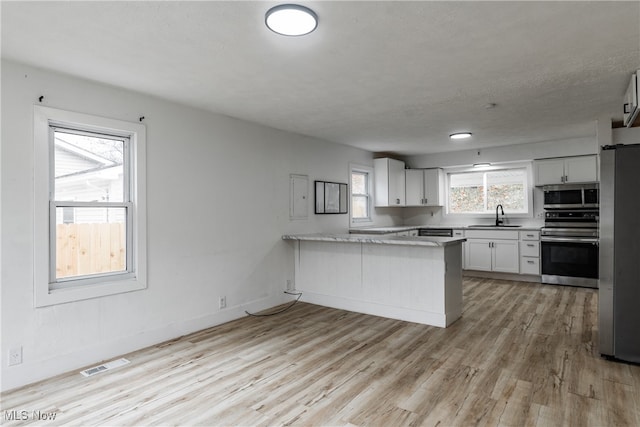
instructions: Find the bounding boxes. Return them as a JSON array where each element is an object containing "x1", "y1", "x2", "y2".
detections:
[{"x1": 2, "y1": 278, "x2": 640, "y2": 426}]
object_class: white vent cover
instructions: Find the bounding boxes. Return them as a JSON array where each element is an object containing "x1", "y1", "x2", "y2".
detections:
[{"x1": 80, "y1": 358, "x2": 130, "y2": 377}]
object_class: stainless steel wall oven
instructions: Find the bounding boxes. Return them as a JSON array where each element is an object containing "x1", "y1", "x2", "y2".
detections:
[{"x1": 541, "y1": 210, "x2": 599, "y2": 288}]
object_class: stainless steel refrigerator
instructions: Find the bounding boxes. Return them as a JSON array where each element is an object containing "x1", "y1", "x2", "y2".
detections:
[{"x1": 599, "y1": 143, "x2": 640, "y2": 363}]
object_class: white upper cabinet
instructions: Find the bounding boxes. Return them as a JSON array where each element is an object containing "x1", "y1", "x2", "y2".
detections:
[
  {"x1": 374, "y1": 158, "x2": 405, "y2": 207},
  {"x1": 534, "y1": 155, "x2": 598, "y2": 186},
  {"x1": 405, "y1": 168, "x2": 444, "y2": 206}
]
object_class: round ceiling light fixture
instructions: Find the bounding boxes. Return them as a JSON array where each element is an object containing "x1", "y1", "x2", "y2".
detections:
[
  {"x1": 449, "y1": 132, "x2": 473, "y2": 140},
  {"x1": 265, "y1": 4, "x2": 318, "y2": 36}
]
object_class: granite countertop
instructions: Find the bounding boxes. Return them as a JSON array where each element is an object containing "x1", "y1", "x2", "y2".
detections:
[
  {"x1": 349, "y1": 224, "x2": 543, "y2": 234},
  {"x1": 348, "y1": 226, "x2": 420, "y2": 234},
  {"x1": 282, "y1": 233, "x2": 466, "y2": 247}
]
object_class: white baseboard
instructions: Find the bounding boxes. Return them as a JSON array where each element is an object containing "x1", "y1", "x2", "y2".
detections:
[
  {"x1": 463, "y1": 270, "x2": 542, "y2": 283},
  {"x1": 1, "y1": 292, "x2": 291, "y2": 392}
]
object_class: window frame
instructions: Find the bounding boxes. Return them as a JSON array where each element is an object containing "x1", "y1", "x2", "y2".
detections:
[
  {"x1": 444, "y1": 162, "x2": 533, "y2": 219},
  {"x1": 34, "y1": 106, "x2": 147, "y2": 307},
  {"x1": 49, "y1": 126, "x2": 133, "y2": 288},
  {"x1": 349, "y1": 164, "x2": 374, "y2": 225}
]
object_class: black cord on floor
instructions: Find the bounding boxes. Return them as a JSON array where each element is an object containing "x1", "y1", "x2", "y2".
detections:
[{"x1": 244, "y1": 291, "x2": 302, "y2": 317}]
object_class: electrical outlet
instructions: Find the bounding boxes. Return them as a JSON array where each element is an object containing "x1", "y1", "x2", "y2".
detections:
[
  {"x1": 219, "y1": 296, "x2": 226, "y2": 309},
  {"x1": 9, "y1": 347, "x2": 22, "y2": 366},
  {"x1": 286, "y1": 279, "x2": 293, "y2": 291}
]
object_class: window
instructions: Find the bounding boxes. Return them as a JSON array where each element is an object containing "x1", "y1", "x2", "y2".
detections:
[
  {"x1": 350, "y1": 164, "x2": 373, "y2": 223},
  {"x1": 34, "y1": 106, "x2": 146, "y2": 306},
  {"x1": 51, "y1": 127, "x2": 131, "y2": 284},
  {"x1": 447, "y1": 166, "x2": 531, "y2": 215}
]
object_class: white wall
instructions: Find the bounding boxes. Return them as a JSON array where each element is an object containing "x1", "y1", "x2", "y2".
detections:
[{"x1": 0, "y1": 60, "x2": 398, "y2": 391}]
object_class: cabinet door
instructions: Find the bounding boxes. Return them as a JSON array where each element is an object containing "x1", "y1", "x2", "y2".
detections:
[
  {"x1": 492, "y1": 240, "x2": 520, "y2": 273},
  {"x1": 405, "y1": 169, "x2": 424, "y2": 206},
  {"x1": 465, "y1": 240, "x2": 493, "y2": 271},
  {"x1": 423, "y1": 169, "x2": 441, "y2": 206},
  {"x1": 453, "y1": 229, "x2": 466, "y2": 268},
  {"x1": 374, "y1": 158, "x2": 405, "y2": 206},
  {"x1": 565, "y1": 156, "x2": 598, "y2": 183},
  {"x1": 388, "y1": 158, "x2": 406, "y2": 206},
  {"x1": 534, "y1": 159, "x2": 565, "y2": 185}
]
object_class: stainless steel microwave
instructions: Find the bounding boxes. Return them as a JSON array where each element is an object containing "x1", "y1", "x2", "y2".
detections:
[{"x1": 543, "y1": 183, "x2": 599, "y2": 209}]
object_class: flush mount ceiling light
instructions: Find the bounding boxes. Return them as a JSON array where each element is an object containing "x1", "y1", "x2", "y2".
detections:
[
  {"x1": 265, "y1": 4, "x2": 318, "y2": 36},
  {"x1": 473, "y1": 162, "x2": 492, "y2": 168},
  {"x1": 449, "y1": 132, "x2": 473, "y2": 140}
]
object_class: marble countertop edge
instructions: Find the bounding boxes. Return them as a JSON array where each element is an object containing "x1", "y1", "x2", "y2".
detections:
[{"x1": 282, "y1": 233, "x2": 466, "y2": 247}]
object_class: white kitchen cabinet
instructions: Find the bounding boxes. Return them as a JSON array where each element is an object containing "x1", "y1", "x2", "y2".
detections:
[
  {"x1": 519, "y1": 230, "x2": 540, "y2": 275},
  {"x1": 534, "y1": 155, "x2": 598, "y2": 186},
  {"x1": 453, "y1": 229, "x2": 466, "y2": 268},
  {"x1": 374, "y1": 158, "x2": 405, "y2": 207},
  {"x1": 465, "y1": 239, "x2": 493, "y2": 271},
  {"x1": 464, "y1": 229, "x2": 520, "y2": 273},
  {"x1": 405, "y1": 168, "x2": 444, "y2": 206}
]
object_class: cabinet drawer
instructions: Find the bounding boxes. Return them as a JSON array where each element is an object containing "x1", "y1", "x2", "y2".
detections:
[
  {"x1": 465, "y1": 229, "x2": 519, "y2": 240},
  {"x1": 519, "y1": 241, "x2": 540, "y2": 257},
  {"x1": 520, "y1": 257, "x2": 540, "y2": 275},
  {"x1": 520, "y1": 230, "x2": 540, "y2": 240}
]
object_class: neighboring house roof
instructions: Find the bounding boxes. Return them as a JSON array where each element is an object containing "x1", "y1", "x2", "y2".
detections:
[{"x1": 55, "y1": 135, "x2": 121, "y2": 180}]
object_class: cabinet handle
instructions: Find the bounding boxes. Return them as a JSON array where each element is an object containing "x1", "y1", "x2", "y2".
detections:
[
  {"x1": 624, "y1": 103, "x2": 630, "y2": 114},
  {"x1": 396, "y1": 198, "x2": 400, "y2": 204},
  {"x1": 527, "y1": 260, "x2": 535, "y2": 264},
  {"x1": 424, "y1": 198, "x2": 428, "y2": 204},
  {"x1": 526, "y1": 234, "x2": 534, "y2": 238},
  {"x1": 527, "y1": 244, "x2": 534, "y2": 247}
]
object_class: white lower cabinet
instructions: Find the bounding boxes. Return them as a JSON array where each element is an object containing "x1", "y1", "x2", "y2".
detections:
[
  {"x1": 453, "y1": 229, "x2": 465, "y2": 268},
  {"x1": 465, "y1": 239, "x2": 519, "y2": 273},
  {"x1": 464, "y1": 230, "x2": 520, "y2": 273},
  {"x1": 519, "y1": 230, "x2": 540, "y2": 275}
]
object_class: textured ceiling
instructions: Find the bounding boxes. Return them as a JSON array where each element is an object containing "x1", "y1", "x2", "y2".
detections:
[{"x1": 2, "y1": 1, "x2": 639, "y2": 155}]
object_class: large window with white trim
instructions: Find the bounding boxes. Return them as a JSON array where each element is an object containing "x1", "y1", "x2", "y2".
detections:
[
  {"x1": 447, "y1": 166, "x2": 531, "y2": 216},
  {"x1": 34, "y1": 106, "x2": 146, "y2": 306}
]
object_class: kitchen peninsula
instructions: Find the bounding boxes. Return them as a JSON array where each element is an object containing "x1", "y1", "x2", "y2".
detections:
[{"x1": 282, "y1": 234, "x2": 465, "y2": 327}]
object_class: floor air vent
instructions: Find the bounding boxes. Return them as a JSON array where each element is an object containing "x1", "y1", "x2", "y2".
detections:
[{"x1": 80, "y1": 358, "x2": 130, "y2": 377}]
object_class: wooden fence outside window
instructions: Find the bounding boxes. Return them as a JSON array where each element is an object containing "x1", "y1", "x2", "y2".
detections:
[{"x1": 56, "y1": 223, "x2": 126, "y2": 279}]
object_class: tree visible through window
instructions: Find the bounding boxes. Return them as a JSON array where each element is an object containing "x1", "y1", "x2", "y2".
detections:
[{"x1": 448, "y1": 168, "x2": 528, "y2": 214}]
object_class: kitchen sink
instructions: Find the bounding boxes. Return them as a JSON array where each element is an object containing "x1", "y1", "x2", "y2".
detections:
[{"x1": 468, "y1": 224, "x2": 522, "y2": 228}]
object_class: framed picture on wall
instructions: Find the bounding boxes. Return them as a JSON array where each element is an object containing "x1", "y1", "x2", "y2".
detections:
[{"x1": 315, "y1": 181, "x2": 348, "y2": 214}]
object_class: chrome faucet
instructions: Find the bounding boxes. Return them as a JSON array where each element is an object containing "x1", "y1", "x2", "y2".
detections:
[{"x1": 495, "y1": 204, "x2": 505, "y2": 226}]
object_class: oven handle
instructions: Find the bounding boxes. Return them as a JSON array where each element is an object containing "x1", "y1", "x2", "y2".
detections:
[{"x1": 541, "y1": 236, "x2": 599, "y2": 244}]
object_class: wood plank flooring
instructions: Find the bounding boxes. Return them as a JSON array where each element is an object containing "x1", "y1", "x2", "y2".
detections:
[{"x1": 2, "y1": 278, "x2": 640, "y2": 426}]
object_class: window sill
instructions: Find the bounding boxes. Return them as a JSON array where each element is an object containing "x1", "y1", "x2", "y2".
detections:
[{"x1": 35, "y1": 276, "x2": 146, "y2": 307}]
